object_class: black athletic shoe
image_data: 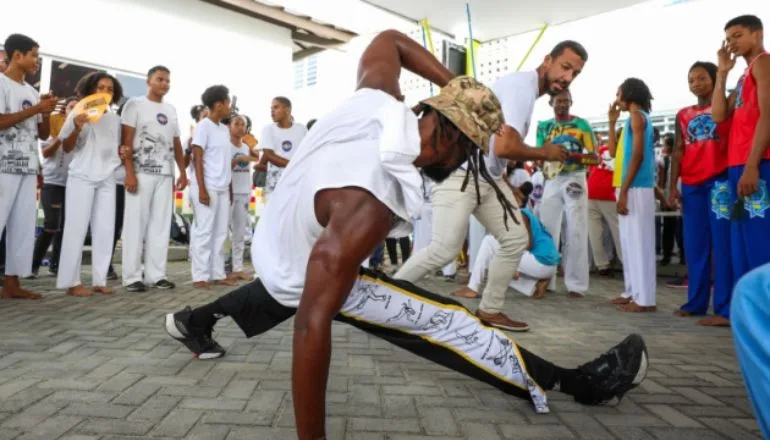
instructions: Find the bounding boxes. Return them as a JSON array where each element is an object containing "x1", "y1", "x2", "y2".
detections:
[
  {"x1": 575, "y1": 333, "x2": 648, "y2": 405},
  {"x1": 154, "y1": 279, "x2": 175, "y2": 290},
  {"x1": 165, "y1": 307, "x2": 226, "y2": 360},
  {"x1": 126, "y1": 281, "x2": 147, "y2": 292}
]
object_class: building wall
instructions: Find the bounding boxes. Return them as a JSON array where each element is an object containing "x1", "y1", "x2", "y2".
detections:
[{"x1": 2, "y1": 0, "x2": 294, "y2": 133}]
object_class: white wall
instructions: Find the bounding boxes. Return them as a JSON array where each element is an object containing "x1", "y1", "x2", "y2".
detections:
[{"x1": 1, "y1": 0, "x2": 294, "y2": 134}]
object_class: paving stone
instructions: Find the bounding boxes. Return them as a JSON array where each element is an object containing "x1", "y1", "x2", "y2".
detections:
[{"x1": 0, "y1": 262, "x2": 756, "y2": 439}]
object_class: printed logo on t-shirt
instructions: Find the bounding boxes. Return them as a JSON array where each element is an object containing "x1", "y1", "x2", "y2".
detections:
[
  {"x1": 735, "y1": 76, "x2": 745, "y2": 109},
  {"x1": 232, "y1": 152, "x2": 249, "y2": 171},
  {"x1": 21, "y1": 99, "x2": 33, "y2": 110},
  {"x1": 281, "y1": 140, "x2": 292, "y2": 152},
  {"x1": 156, "y1": 113, "x2": 168, "y2": 126},
  {"x1": 686, "y1": 113, "x2": 718, "y2": 143},
  {"x1": 744, "y1": 180, "x2": 770, "y2": 219},
  {"x1": 710, "y1": 181, "x2": 731, "y2": 220},
  {"x1": 532, "y1": 184, "x2": 544, "y2": 201}
]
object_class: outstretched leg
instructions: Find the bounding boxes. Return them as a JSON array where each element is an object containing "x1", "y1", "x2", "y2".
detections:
[
  {"x1": 165, "y1": 278, "x2": 296, "y2": 359},
  {"x1": 336, "y1": 268, "x2": 648, "y2": 412}
]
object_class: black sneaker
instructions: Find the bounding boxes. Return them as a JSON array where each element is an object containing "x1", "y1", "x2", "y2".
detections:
[
  {"x1": 575, "y1": 334, "x2": 648, "y2": 405},
  {"x1": 154, "y1": 279, "x2": 176, "y2": 290},
  {"x1": 164, "y1": 307, "x2": 226, "y2": 360},
  {"x1": 126, "y1": 281, "x2": 147, "y2": 292},
  {"x1": 107, "y1": 267, "x2": 119, "y2": 281}
]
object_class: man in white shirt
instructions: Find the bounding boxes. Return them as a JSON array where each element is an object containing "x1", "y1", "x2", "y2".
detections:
[
  {"x1": 189, "y1": 85, "x2": 237, "y2": 289},
  {"x1": 228, "y1": 114, "x2": 258, "y2": 280},
  {"x1": 0, "y1": 34, "x2": 57, "y2": 299},
  {"x1": 163, "y1": 30, "x2": 648, "y2": 439},
  {"x1": 257, "y1": 97, "x2": 306, "y2": 201},
  {"x1": 120, "y1": 65, "x2": 188, "y2": 292},
  {"x1": 395, "y1": 41, "x2": 588, "y2": 332}
]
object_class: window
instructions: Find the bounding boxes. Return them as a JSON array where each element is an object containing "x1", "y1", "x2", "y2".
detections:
[
  {"x1": 293, "y1": 54, "x2": 319, "y2": 90},
  {"x1": 116, "y1": 73, "x2": 146, "y2": 106},
  {"x1": 50, "y1": 60, "x2": 99, "y2": 98}
]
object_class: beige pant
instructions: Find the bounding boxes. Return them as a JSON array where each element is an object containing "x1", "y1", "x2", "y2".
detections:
[
  {"x1": 587, "y1": 199, "x2": 622, "y2": 270},
  {"x1": 394, "y1": 170, "x2": 528, "y2": 313}
]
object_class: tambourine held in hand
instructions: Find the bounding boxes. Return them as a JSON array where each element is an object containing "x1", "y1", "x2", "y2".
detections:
[
  {"x1": 73, "y1": 93, "x2": 113, "y2": 123},
  {"x1": 543, "y1": 153, "x2": 601, "y2": 179}
]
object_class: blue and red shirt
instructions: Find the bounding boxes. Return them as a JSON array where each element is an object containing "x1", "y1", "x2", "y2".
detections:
[{"x1": 677, "y1": 105, "x2": 730, "y2": 185}]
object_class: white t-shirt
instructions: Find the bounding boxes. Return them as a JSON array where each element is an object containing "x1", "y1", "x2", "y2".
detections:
[
  {"x1": 252, "y1": 89, "x2": 420, "y2": 307},
  {"x1": 483, "y1": 71, "x2": 539, "y2": 178},
  {"x1": 190, "y1": 118, "x2": 231, "y2": 192},
  {"x1": 41, "y1": 137, "x2": 73, "y2": 186},
  {"x1": 59, "y1": 111, "x2": 121, "y2": 183},
  {"x1": 259, "y1": 122, "x2": 307, "y2": 194},
  {"x1": 508, "y1": 168, "x2": 531, "y2": 187},
  {"x1": 0, "y1": 74, "x2": 42, "y2": 175},
  {"x1": 231, "y1": 142, "x2": 252, "y2": 195},
  {"x1": 121, "y1": 96, "x2": 180, "y2": 176}
]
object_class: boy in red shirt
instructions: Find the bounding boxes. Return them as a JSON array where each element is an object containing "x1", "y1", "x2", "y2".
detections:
[{"x1": 712, "y1": 15, "x2": 770, "y2": 281}]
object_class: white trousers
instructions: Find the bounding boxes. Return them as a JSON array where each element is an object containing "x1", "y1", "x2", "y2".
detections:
[
  {"x1": 190, "y1": 186, "x2": 229, "y2": 282},
  {"x1": 0, "y1": 174, "x2": 36, "y2": 277},
  {"x1": 539, "y1": 172, "x2": 589, "y2": 294},
  {"x1": 121, "y1": 173, "x2": 173, "y2": 285},
  {"x1": 468, "y1": 216, "x2": 486, "y2": 270},
  {"x1": 468, "y1": 235, "x2": 557, "y2": 297},
  {"x1": 411, "y1": 202, "x2": 456, "y2": 277},
  {"x1": 396, "y1": 171, "x2": 528, "y2": 314},
  {"x1": 230, "y1": 193, "x2": 250, "y2": 272},
  {"x1": 587, "y1": 199, "x2": 622, "y2": 270},
  {"x1": 57, "y1": 175, "x2": 116, "y2": 288},
  {"x1": 617, "y1": 188, "x2": 656, "y2": 306}
]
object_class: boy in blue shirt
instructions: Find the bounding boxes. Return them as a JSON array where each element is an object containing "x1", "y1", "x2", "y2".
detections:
[{"x1": 607, "y1": 78, "x2": 657, "y2": 313}]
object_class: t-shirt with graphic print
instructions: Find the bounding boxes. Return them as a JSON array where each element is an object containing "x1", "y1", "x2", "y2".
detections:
[
  {"x1": 121, "y1": 96, "x2": 181, "y2": 176},
  {"x1": 0, "y1": 74, "x2": 42, "y2": 174},
  {"x1": 231, "y1": 142, "x2": 252, "y2": 195},
  {"x1": 536, "y1": 116, "x2": 597, "y2": 174},
  {"x1": 259, "y1": 122, "x2": 307, "y2": 194}
]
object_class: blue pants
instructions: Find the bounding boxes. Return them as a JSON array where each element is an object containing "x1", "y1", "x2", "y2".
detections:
[
  {"x1": 679, "y1": 173, "x2": 732, "y2": 317},
  {"x1": 731, "y1": 262, "x2": 770, "y2": 440},
  {"x1": 729, "y1": 161, "x2": 770, "y2": 282}
]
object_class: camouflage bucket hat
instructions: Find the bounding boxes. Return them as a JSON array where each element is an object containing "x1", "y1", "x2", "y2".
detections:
[{"x1": 420, "y1": 76, "x2": 504, "y2": 154}]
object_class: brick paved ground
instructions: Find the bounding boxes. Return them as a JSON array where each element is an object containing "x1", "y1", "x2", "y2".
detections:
[{"x1": 0, "y1": 262, "x2": 759, "y2": 440}]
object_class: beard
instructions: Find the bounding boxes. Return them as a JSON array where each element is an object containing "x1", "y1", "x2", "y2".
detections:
[{"x1": 422, "y1": 163, "x2": 456, "y2": 183}]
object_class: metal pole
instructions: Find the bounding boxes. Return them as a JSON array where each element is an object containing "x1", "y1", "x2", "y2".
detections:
[
  {"x1": 516, "y1": 23, "x2": 549, "y2": 71},
  {"x1": 420, "y1": 18, "x2": 436, "y2": 96},
  {"x1": 465, "y1": 3, "x2": 476, "y2": 78}
]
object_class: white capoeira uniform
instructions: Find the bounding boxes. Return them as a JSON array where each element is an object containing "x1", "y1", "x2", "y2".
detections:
[
  {"x1": 230, "y1": 141, "x2": 252, "y2": 273},
  {"x1": 251, "y1": 88, "x2": 550, "y2": 413},
  {"x1": 56, "y1": 111, "x2": 121, "y2": 289},
  {"x1": 120, "y1": 96, "x2": 181, "y2": 286},
  {"x1": 189, "y1": 118, "x2": 232, "y2": 283},
  {"x1": 0, "y1": 75, "x2": 42, "y2": 279},
  {"x1": 259, "y1": 122, "x2": 306, "y2": 202}
]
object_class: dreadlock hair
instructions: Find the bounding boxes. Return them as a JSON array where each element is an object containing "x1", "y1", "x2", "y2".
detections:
[{"x1": 413, "y1": 102, "x2": 519, "y2": 227}]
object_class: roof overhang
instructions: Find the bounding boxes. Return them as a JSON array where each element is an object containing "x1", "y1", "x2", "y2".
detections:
[
  {"x1": 361, "y1": 0, "x2": 652, "y2": 41},
  {"x1": 201, "y1": 0, "x2": 358, "y2": 61}
]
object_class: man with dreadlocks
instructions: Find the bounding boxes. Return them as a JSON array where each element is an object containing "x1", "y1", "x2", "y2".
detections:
[
  {"x1": 395, "y1": 41, "x2": 587, "y2": 332},
  {"x1": 163, "y1": 30, "x2": 648, "y2": 439}
]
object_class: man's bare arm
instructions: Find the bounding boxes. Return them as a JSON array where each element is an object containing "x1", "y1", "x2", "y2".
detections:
[
  {"x1": 746, "y1": 56, "x2": 770, "y2": 168},
  {"x1": 493, "y1": 125, "x2": 568, "y2": 162},
  {"x1": 262, "y1": 148, "x2": 289, "y2": 168},
  {"x1": 293, "y1": 188, "x2": 393, "y2": 440},
  {"x1": 356, "y1": 29, "x2": 454, "y2": 100}
]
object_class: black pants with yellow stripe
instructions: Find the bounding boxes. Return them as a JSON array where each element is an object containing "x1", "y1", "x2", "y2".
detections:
[{"x1": 214, "y1": 268, "x2": 563, "y2": 413}]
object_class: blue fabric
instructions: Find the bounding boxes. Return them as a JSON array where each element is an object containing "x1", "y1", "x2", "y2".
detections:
[
  {"x1": 370, "y1": 243, "x2": 384, "y2": 267},
  {"x1": 621, "y1": 112, "x2": 655, "y2": 188},
  {"x1": 521, "y1": 208, "x2": 560, "y2": 266},
  {"x1": 729, "y1": 160, "x2": 770, "y2": 282},
  {"x1": 679, "y1": 173, "x2": 733, "y2": 318},
  {"x1": 731, "y1": 262, "x2": 770, "y2": 440}
]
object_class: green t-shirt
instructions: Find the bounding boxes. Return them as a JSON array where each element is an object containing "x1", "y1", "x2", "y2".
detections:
[{"x1": 536, "y1": 116, "x2": 597, "y2": 174}]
